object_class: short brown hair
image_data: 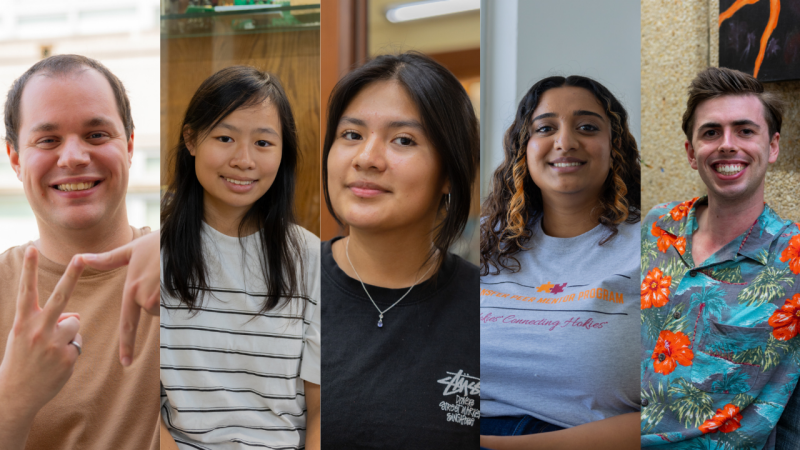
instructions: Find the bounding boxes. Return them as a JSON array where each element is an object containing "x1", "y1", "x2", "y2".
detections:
[
  {"x1": 4, "y1": 54, "x2": 134, "y2": 152},
  {"x1": 682, "y1": 66, "x2": 784, "y2": 142}
]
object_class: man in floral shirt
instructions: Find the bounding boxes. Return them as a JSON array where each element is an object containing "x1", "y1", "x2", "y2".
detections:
[{"x1": 640, "y1": 67, "x2": 800, "y2": 449}]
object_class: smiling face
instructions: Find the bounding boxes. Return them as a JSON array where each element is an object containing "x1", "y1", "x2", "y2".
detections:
[
  {"x1": 186, "y1": 100, "x2": 283, "y2": 226},
  {"x1": 686, "y1": 94, "x2": 779, "y2": 204},
  {"x1": 327, "y1": 80, "x2": 448, "y2": 234},
  {"x1": 526, "y1": 86, "x2": 612, "y2": 205},
  {"x1": 7, "y1": 68, "x2": 133, "y2": 232}
]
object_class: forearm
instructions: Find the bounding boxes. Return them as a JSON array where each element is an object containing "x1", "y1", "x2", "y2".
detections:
[
  {"x1": 304, "y1": 381, "x2": 321, "y2": 450},
  {"x1": 0, "y1": 388, "x2": 36, "y2": 450},
  {"x1": 160, "y1": 413, "x2": 180, "y2": 450},
  {"x1": 480, "y1": 412, "x2": 640, "y2": 450}
]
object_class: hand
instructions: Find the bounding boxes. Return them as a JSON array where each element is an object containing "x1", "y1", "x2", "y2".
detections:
[
  {"x1": 80, "y1": 230, "x2": 159, "y2": 367},
  {"x1": 0, "y1": 247, "x2": 84, "y2": 429}
]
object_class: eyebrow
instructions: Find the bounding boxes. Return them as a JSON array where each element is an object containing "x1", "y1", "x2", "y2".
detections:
[
  {"x1": 339, "y1": 116, "x2": 424, "y2": 131},
  {"x1": 30, "y1": 122, "x2": 58, "y2": 133},
  {"x1": 697, "y1": 120, "x2": 761, "y2": 131},
  {"x1": 218, "y1": 122, "x2": 279, "y2": 136},
  {"x1": 84, "y1": 117, "x2": 116, "y2": 128},
  {"x1": 573, "y1": 110, "x2": 604, "y2": 119},
  {"x1": 532, "y1": 110, "x2": 604, "y2": 122}
]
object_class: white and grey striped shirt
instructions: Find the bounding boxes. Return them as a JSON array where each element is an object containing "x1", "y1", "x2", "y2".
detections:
[{"x1": 161, "y1": 223, "x2": 320, "y2": 450}]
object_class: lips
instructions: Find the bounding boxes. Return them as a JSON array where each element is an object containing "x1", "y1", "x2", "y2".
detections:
[
  {"x1": 50, "y1": 178, "x2": 103, "y2": 192},
  {"x1": 223, "y1": 177, "x2": 255, "y2": 186},
  {"x1": 710, "y1": 160, "x2": 748, "y2": 177},
  {"x1": 548, "y1": 157, "x2": 585, "y2": 168},
  {"x1": 347, "y1": 180, "x2": 389, "y2": 198}
]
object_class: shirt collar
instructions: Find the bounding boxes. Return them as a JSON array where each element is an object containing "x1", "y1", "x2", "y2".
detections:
[{"x1": 657, "y1": 196, "x2": 785, "y2": 266}]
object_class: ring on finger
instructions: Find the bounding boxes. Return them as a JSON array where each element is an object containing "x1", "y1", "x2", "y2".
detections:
[{"x1": 69, "y1": 340, "x2": 82, "y2": 356}]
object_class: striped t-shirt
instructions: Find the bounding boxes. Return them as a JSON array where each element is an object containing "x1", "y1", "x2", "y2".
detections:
[{"x1": 161, "y1": 223, "x2": 320, "y2": 449}]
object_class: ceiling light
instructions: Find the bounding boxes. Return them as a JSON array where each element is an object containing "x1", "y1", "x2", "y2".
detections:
[{"x1": 385, "y1": 0, "x2": 480, "y2": 23}]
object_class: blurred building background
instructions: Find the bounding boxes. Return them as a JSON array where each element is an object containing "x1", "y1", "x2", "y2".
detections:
[
  {"x1": 320, "y1": 0, "x2": 480, "y2": 263},
  {"x1": 0, "y1": 0, "x2": 161, "y2": 251}
]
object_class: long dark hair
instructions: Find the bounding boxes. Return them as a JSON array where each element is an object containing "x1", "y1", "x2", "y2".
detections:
[
  {"x1": 161, "y1": 66, "x2": 306, "y2": 313},
  {"x1": 322, "y1": 52, "x2": 479, "y2": 256},
  {"x1": 481, "y1": 75, "x2": 641, "y2": 276}
]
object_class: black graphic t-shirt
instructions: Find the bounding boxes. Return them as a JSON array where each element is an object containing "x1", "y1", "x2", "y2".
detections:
[{"x1": 321, "y1": 238, "x2": 479, "y2": 449}]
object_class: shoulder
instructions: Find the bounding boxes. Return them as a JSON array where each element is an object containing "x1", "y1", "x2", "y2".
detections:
[
  {"x1": 0, "y1": 243, "x2": 31, "y2": 288},
  {"x1": 288, "y1": 224, "x2": 321, "y2": 260},
  {"x1": 643, "y1": 200, "x2": 682, "y2": 225}
]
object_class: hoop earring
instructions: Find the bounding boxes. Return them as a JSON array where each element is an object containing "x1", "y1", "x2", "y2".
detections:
[{"x1": 445, "y1": 193, "x2": 451, "y2": 212}]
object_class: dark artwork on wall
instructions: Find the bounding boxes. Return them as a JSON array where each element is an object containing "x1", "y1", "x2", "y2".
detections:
[{"x1": 719, "y1": 0, "x2": 800, "y2": 82}]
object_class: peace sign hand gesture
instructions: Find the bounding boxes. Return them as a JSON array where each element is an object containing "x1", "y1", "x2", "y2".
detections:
[{"x1": 0, "y1": 246, "x2": 85, "y2": 449}]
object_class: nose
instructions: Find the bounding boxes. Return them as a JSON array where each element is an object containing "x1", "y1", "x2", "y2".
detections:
[
  {"x1": 719, "y1": 128, "x2": 737, "y2": 153},
  {"x1": 56, "y1": 136, "x2": 91, "y2": 169},
  {"x1": 229, "y1": 142, "x2": 255, "y2": 170},
  {"x1": 554, "y1": 127, "x2": 578, "y2": 152},
  {"x1": 352, "y1": 133, "x2": 386, "y2": 171}
]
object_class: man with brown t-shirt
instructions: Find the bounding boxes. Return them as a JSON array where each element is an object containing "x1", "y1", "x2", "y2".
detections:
[{"x1": 0, "y1": 55, "x2": 160, "y2": 449}]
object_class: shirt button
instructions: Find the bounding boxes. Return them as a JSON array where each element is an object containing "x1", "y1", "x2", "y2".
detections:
[
  {"x1": 642, "y1": 399, "x2": 649, "y2": 407},
  {"x1": 673, "y1": 311, "x2": 681, "y2": 319},
  {"x1": 658, "y1": 353, "x2": 666, "y2": 362},
  {"x1": 689, "y1": 270, "x2": 697, "y2": 277}
]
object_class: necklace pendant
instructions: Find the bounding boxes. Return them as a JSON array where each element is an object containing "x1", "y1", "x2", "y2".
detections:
[{"x1": 378, "y1": 314, "x2": 383, "y2": 328}]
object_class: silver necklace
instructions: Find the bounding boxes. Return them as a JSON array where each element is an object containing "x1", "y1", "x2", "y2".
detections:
[{"x1": 345, "y1": 237, "x2": 436, "y2": 328}]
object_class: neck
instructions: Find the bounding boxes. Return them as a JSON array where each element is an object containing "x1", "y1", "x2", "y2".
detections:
[
  {"x1": 333, "y1": 227, "x2": 439, "y2": 289},
  {"x1": 696, "y1": 190, "x2": 766, "y2": 246},
  {"x1": 203, "y1": 198, "x2": 251, "y2": 237},
  {"x1": 540, "y1": 192, "x2": 601, "y2": 238},
  {"x1": 35, "y1": 212, "x2": 133, "y2": 266}
]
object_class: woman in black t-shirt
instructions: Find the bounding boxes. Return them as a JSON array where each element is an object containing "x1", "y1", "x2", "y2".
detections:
[{"x1": 320, "y1": 52, "x2": 480, "y2": 449}]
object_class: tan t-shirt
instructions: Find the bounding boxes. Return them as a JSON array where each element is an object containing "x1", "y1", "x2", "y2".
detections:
[{"x1": 0, "y1": 227, "x2": 159, "y2": 450}]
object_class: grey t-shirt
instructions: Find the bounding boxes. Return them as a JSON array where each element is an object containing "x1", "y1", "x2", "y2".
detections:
[{"x1": 480, "y1": 219, "x2": 641, "y2": 427}]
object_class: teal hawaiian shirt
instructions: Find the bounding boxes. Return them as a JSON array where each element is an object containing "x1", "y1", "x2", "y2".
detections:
[{"x1": 640, "y1": 197, "x2": 800, "y2": 449}]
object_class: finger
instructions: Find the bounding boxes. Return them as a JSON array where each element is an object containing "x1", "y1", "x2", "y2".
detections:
[
  {"x1": 53, "y1": 316, "x2": 80, "y2": 344},
  {"x1": 57, "y1": 312, "x2": 81, "y2": 323},
  {"x1": 79, "y1": 242, "x2": 133, "y2": 271},
  {"x1": 43, "y1": 256, "x2": 85, "y2": 326},
  {"x1": 119, "y1": 290, "x2": 142, "y2": 367},
  {"x1": 15, "y1": 246, "x2": 40, "y2": 320},
  {"x1": 68, "y1": 333, "x2": 83, "y2": 360}
]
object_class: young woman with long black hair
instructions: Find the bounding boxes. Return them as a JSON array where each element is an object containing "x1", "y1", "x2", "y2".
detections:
[{"x1": 160, "y1": 66, "x2": 320, "y2": 450}]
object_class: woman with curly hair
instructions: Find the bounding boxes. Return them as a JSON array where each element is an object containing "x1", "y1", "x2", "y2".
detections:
[{"x1": 479, "y1": 76, "x2": 641, "y2": 450}]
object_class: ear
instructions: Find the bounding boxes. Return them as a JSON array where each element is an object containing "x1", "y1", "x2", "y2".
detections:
[
  {"x1": 126, "y1": 131, "x2": 135, "y2": 167},
  {"x1": 7, "y1": 142, "x2": 21, "y2": 180},
  {"x1": 767, "y1": 132, "x2": 780, "y2": 164},
  {"x1": 183, "y1": 126, "x2": 196, "y2": 156},
  {"x1": 441, "y1": 176, "x2": 451, "y2": 196},
  {"x1": 685, "y1": 140, "x2": 698, "y2": 170}
]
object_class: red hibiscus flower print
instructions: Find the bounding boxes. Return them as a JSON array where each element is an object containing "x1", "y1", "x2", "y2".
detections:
[
  {"x1": 651, "y1": 223, "x2": 685, "y2": 255},
  {"x1": 780, "y1": 234, "x2": 800, "y2": 275},
  {"x1": 670, "y1": 197, "x2": 699, "y2": 221},
  {"x1": 642, "y1": 267, "x2": 672, "y2": 309},
  {"x1": 652, "y1": 330, "x2": 694, "y2": 375},
  {"x1": 699, "y1": 404, "x2": 743, "y2": 434},
  {"x1": 768, "y1": 294, "x2": 800, "y2": 341}
]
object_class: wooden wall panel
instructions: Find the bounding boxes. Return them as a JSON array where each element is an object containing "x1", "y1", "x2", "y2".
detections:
[{"x1": 162, "y1": 29, "x2": 321, "y2": 235}]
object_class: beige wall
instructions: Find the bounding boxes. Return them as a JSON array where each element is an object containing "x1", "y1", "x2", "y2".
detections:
[{"x1": 642, "y1": 0, "x2": 800, "y2": 221}]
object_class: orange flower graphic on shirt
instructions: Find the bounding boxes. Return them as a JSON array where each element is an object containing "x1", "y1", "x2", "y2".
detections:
[
  {"x1": 699, "y1": 404, "x2": 743, "y2": 434},
  {"x1": 652, "y1": 330, "x2": 694, "y2": 375},
  {"x1": 768, "y1": 294, "x2": 800, "y2": 341},
  {"x1": 651, "y1": 223, "x2": 685, "y2": 255},
  {"x1": 780, "y1": 234, "x2": 800, "y2": 275},
  {"x1": 642, "y1": 267, "x2": 672, "y2": 309},
  {"x1": 669, "y1": 197, "x2": 699, "y2": 221}
]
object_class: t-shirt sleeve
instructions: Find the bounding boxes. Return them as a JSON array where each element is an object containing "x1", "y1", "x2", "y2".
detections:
[{"x1": 300, "y1": 238, "x2": 321, "y2": 385}]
